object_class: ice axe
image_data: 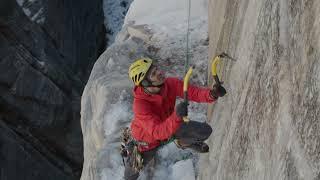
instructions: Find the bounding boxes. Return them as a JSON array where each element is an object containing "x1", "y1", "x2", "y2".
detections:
[
  {"x1": 211, "y1": 52, "x2": 236, "y2": 85},
  {"x1": 182, "y1": 66, "x2": 194, "y2": 123}
]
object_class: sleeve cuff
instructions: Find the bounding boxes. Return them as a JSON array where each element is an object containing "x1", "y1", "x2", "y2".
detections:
[{"x1": 209, "y1": 91, "x2": 218, "y2": 101}]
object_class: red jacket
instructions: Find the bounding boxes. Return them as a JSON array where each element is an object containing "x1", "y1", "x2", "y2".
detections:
[{"x1": 130, "y1": 77, "x2": 216, "y2": 152}]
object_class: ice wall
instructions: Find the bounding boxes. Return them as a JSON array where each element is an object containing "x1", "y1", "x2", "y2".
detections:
[{"x1": 202, "y1": 0, "x2": 320, "y2": 179}]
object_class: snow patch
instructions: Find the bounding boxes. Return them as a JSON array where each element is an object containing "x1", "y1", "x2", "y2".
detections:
[
  {"x1": 103, "y1": 90, "x2": 132, "y2": 137},
  {"x1": 171, "y1": 159, "x2": 195, "y2": 180},
  {"x1": 138, "y1": 143, "x2": 196, "y2": 180},
  {"x1": 100, "y1": 148, "x2": 125, "y2": 180}
]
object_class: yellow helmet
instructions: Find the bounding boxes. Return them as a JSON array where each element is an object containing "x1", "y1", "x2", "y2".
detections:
[{"x1": 128, "y1": 58, "x2": 153, "y2": 86}]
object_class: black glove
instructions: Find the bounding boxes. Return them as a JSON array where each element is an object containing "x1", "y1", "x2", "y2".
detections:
[
  {"x1": 176, "y1": 101, "x2": 188, "y2": 117},
  {"x1": 210, "y1": 84, "x2": 226, "y2": 98}
]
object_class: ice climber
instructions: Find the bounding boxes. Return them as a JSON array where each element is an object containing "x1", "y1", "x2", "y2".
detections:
[{"x1": 123, "y1": 57, "x2": 226, "y2": 179}]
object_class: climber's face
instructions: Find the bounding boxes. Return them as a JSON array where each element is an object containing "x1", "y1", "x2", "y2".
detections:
[{"x1": 147, "y1": 65, "x2": 165, "y2": 86}]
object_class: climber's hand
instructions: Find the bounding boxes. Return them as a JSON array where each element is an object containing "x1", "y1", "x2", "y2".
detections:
[
  {"x1": 210, "y1": 84, "x2": 226, "y2": 98},
  {"x1": 176, "y1": 102, "x2": 188, "y2": 117}
]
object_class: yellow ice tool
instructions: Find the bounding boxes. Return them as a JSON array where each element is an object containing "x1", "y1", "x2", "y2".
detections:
[
  {"x1": 211, "y1": 52, "x2": 236, "y2": 85},
  {"x1": 183, "y1": 66, "x2": 194, "y2": 123},
  {"x1": 211, "y1": 55, "x2": 222, "y2": 85}
]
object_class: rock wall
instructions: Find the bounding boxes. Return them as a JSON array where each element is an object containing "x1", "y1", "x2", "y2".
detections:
[
  {"x1": 44, "y1": 0, "x2": 106, "y2": 80},
  {"x1": 201, "y1": 0, "x2": 320, "y2": 179},
  {"x1": 80, "y1": 30, "x2": 151, "y2": 180},
  {"x1": 0, "y1": 0, "x2": 105, "y2": 179}
]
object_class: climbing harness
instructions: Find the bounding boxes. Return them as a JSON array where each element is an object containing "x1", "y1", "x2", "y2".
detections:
[{"x1": 120, "y1": 127, "x2": 176, "y2": 171}]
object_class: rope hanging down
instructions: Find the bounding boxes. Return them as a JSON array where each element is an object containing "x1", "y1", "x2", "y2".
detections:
[
  {"x1": 181, "y1": 0, "x2": 193, "y2": 124},
  {"x1": 184, "y1": 0, "x2": 192, "y2": 74}
]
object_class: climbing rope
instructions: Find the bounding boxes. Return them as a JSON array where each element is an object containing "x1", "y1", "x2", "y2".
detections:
[{"x1": 184, "y1": 0, "x2": 192, "y2": 74}]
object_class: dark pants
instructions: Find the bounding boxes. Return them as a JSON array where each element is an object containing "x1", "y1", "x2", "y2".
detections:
[
  {"x1": 123, "y1": 121, "x2": 212, "y2": 180},
  {"x1": 174, "y1": 121, "x2": 212, "y2": 145}
]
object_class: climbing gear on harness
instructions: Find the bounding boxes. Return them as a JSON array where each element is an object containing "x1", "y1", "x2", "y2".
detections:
[
  {"x1": 120, "y1": 128, "x2": 175, "y2": 172},
  {"x1": 120, "y1": 127, "x2": 147, "y2": 172},
  {"x1": 131, "y1": 145, "x2": 144, "y2": 173},
  {"x1": 120, "y1": 127, "x2": 135, "y2": 165},
  {"x1": 129, "y1": 58, "x2": 153, "y2": 86}
]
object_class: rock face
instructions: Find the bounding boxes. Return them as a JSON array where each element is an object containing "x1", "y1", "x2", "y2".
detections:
[
  {"x1": 16, "y1": 0, "x2": 46, "y2": 24},
  {"x1": 44, "y1": 0, "x2": 106, "y2": 80},
  {"x1": 0, "y1": 0, "x2": 105, "y2": 179},
  {"x1": 0, "y1": 120, "x2": 72, "y2": 180},
  {"x1": 80, "y1": 32, "x2": 150, "y2": 180},
  {"x1": 201, "y1": 0, "x2": 320, "y2": 179}
]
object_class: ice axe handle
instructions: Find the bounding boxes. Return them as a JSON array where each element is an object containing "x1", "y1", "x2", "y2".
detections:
[
  {"x1": 182, "y1": 67, "x2": 193, "y2": 123},
  {"x1": 213, "y1": 75, "x2": 221, "y2": 85},
  {"x1": 183, "y1": 92, "x2": 189, "y2": 123},
  {"x1": 211, "y1": 56, "x2": 222, "y2": 86}
]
